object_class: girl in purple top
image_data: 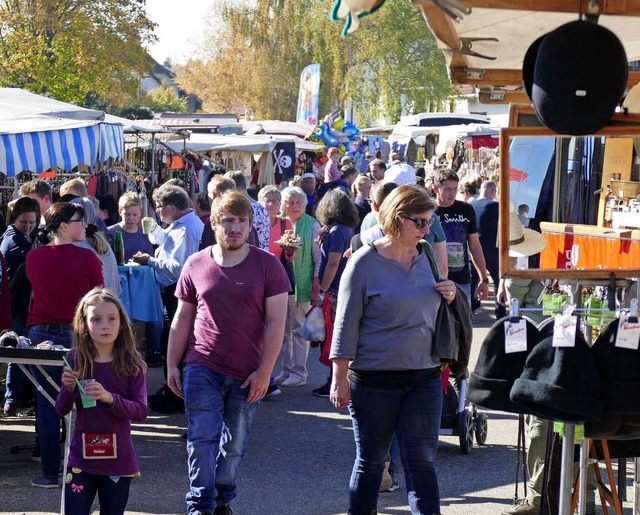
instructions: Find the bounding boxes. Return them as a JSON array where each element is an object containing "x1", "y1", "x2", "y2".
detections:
[{"x1": 56, "y1": 288, "x2": 147, "y2": 515}]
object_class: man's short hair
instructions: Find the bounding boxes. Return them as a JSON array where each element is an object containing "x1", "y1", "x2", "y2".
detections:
[
  {"x1": 153, "y1": 184, "x2": 190, "y2": 211},
  {"x1": 224, "y1": 170, "x2": 247, "y2": 191},
  {"x1": 207, "y1": 175, "x2": 236, "y2": 197},
  {"x1": 118, "y1": 191, "x2": 143, "y2": 210},
  {"x1": 434, "y1": 169, "x2": 460, "y2": 187},
  {"x1": 59, "y1": 178, "x2": 88, "y2": 197},
  {"x1": 211, "y1": 191, "x2": 253, "y2": 225},
  {"x1": 369, "y1": 159, "x2": 385, "y2": 171},
  {"x1": 19, "y1": 179, "x2": 51, "y2": 199}
]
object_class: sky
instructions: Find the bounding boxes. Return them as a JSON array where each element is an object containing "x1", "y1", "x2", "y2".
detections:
[{"x1": 144, "y1": 0, "x2": 214, "y2": 65}]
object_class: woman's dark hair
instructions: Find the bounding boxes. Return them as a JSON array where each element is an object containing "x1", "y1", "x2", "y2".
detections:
[
  {"x1": 10, "y1": 197, "x2": 40, "y2": 224},
  {"x1": 314, "y1": 189, "x2": 359, "y2": 228},
  {"x1": 44, "y1": 202, "x2": 85, "y2": 234}
]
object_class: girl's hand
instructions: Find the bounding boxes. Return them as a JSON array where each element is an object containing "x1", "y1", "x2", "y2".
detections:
[
  {"x1": 61, "y1": 366, "x2": 78, "y2": 392},
  {"x1": 84, "y1": 381, "x2": 114, "y2": 405}
]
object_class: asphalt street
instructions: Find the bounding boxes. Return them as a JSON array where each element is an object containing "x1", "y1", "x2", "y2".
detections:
[{"x1": 0, "y1": 301, "x2": 635, "y2": 514}]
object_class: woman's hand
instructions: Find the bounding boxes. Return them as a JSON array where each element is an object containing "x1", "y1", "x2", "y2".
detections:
[
  {"x1": 330, "y1": 376, "x2": 350, "y2": 410},
  {"x1": 84, "y1": 381, "x2": 114, "y2": 405},
  {"x1": 61, "y1": 366, "x2": 78, "y2": 392},
  {"x1": 435, "y1": 280, "x2": 457, "y2": 305}
]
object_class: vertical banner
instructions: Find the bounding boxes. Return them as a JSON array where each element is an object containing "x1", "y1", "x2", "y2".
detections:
[{"x1": 296, "y1": 64, "x2": 321, "y2": 126}]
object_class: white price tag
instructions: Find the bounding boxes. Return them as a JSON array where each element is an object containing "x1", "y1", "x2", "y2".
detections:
[
  {"x1": 504, "y1": 319, "x2": 528, "y2": 354},
  {"x1": 615, "y1": 316, "x2": 640, "y2": 350},
  {"x1": 552, "y1": 315, "x2": 578, "y2": 347}
]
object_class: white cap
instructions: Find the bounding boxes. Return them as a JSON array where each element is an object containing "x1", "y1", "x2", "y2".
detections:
[{"x1": 384, "y1": 163, "x2": 416, "y2": 186}]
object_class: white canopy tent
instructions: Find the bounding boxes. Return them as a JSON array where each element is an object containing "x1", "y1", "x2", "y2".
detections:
[{"x1": 0, "y1": 88, "x2": 125, "y2": 176}]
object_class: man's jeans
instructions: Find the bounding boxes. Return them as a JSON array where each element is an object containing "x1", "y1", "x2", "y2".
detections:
[
  {"x1": 28, "y1": 323, "x2": 73, "y2": 479},
  {"x1": 347, "y1": 374, "x2": 443, "y2": 515},
  {"x1": 183, "y1": 363, "x2": 260, "y2": 514}
]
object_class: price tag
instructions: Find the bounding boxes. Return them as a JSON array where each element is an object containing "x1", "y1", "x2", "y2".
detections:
[
  {"x1": 615, "y1": 316, "x2": 640, "y2": 350},
  {"x1": 552, "y1": 315, "x2": 578, "y2": 347},
  {"x1": 504, "y1": 319, "x2": 528, "y2": 353}
]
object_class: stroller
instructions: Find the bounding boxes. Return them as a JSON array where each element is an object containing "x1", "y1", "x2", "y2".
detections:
[{"x1": 439, "y1": 366, "x2": 488, "y2": 454}]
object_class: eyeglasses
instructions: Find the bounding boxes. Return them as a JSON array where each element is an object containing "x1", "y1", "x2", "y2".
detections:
[{"x1": 403, "y1": 215, "x2": 434, "y2": 230}]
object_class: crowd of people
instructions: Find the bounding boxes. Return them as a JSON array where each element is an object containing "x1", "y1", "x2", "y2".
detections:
[{"x1": 0, "y1": 145, "x2": 512, "y2": 515}]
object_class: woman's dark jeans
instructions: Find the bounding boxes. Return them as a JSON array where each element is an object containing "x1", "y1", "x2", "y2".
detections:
[{"x1": 347, "y1": 374, "x2": 443, "y2": 515}]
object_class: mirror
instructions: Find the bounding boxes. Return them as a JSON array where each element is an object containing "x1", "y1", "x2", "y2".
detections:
[{"x1": 499, "y1": 123, "x2": 640, "y2": 280}]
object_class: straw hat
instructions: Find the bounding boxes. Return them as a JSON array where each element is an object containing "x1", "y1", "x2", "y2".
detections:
[{"x1": 508, "y1": 210, "x2": 547, "y2": 257}]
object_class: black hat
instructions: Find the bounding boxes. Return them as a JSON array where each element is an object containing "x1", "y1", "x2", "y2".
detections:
[
  {"x1": 510, "y1": 329, "x2": 602, "y2": 423},
  {"x1": 468, "y1": 317, "x2": 542, "y2": 413},
  {"x1": 522, "y1": 35, "x2": 545, "y2": 100},
  {"x1": 531, "y1": 20, "x2": 628, "y2": 135},
  {"x1": 584, "y1": 319, "x2": 640, "y2": 440}
]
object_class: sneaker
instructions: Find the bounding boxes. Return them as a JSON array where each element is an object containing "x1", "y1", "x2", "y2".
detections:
[
  {"x1": 274, "y1": 372, "x2": 289, "y2": 384},
  {"x1": 3, "y1": 402, "x2": 18, "y2": 417},
  {"x1": 281, "y1": 375, "x2": 306, "y2": 387},
  {"x1": 265, "y1": 384, "x2": 282, "y2": 398},
  {"x1": 473, "y1": 307, "x2": 482, "y2": 316},
  {"x1": 214, "y1": 505, "x2": 232, "y2": 515},
  {"x1": 312, "y1": 383, "x2": 330, "y2": 398},
  {"x1": 388, "y1": 479, "x2": 400, "y2": 492},
  {"x1": 502, "y1": 499, "x2": 539, "y2": 515},
  {"x1": 31, "y1": 475, "x2": 60, "y2": 488}
]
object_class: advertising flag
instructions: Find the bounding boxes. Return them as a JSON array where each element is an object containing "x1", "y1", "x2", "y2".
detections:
[{"x1": 296, "y1": 64, "x2": 320, "y2": 126}]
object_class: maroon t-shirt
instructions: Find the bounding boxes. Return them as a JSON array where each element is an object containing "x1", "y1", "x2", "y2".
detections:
[
  {"x1": 26, "y1": 244, "x2": 103, "y2": 326},
  {"x1": 176, "y1": 245, "x2": 290, "y2": 380}
]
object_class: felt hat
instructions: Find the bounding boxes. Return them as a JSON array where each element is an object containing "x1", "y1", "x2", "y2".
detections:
[
  {"x1": 584, "y1": 318, "x2": 640, "y2": 440},
  {"x1": 510, "y1": 329, "x2": 603, "y2": 423},
  {"x1": 522, "y1": 35, "x2": 546, "y2": 100},
  {"x1": 508, "y1": 210, "x2": 547, "y2": 258},
  {"x1": 622, "y1": 83, "x2": 640, "y2": 113},
  {"x1": 531, "y1": 20, "x2": 628, "y2": 135},
  {"x1": 468, "y1": 316, "x2": 543, "y2": 413}
]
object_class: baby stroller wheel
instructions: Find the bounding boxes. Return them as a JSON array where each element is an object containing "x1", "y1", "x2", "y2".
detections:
[
  {"x1": 458, "y1": 409, "x2": 474, "y2": 454},
  {"x1": 475, "y1": 413, "x2": 488, "y2": 446}
]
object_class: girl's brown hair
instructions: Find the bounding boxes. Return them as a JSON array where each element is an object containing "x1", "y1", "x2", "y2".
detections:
[{"x1": 71, "y1": 287, "x2": 145, "y2": 379}]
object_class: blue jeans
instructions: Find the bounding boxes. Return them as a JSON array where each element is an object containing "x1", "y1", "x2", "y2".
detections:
[
  {"x1": 4, "y1": 317, "x2": 32, "y2": 408},
  {"x1": 348, "y1": 374, "x2": 443, "y2": 515},
  {"x1": 28, "y1": 323, "x2": 72, "y2": 478},
  {"x1": 183, "y1": 363, "x2": 260, "y2": 514},
  {"x1": 64, "y1": 468, "x2": 132, "y2": 515}
]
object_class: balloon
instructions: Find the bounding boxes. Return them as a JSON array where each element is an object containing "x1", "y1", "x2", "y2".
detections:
[
  {"x1": 323, "y1": 114, "x2": 333, "y2": 127},
  {"x1": 338, "y1": 144, "x2": 346, "y2": 154},
  {"x1": 318, "y1": 122, "x2": 339, "y2": 147},
  {"x1": 343, "y1": 121, "x2": 360, "y2": 137},
  {"x1": 332, "y1": 116, "x2": 344, "y2": 131}
]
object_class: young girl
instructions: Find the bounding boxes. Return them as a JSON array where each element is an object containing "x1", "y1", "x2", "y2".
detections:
[{"x1": 56, "y1": 287, "x2": 147, "y2": 515}]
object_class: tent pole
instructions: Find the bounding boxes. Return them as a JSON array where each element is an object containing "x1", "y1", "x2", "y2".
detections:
[{"x1": 150, "y1": 134, "x2": 156, "y2": 187}]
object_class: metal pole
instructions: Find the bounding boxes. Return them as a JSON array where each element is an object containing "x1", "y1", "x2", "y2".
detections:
[
  {"x1": 577, "y1": 438, "x2": 588, "y2": 515},
  {"x1": 150, "y1": 134, "x2": 156, "y2": 187},
  {"x1": 559, "y1": 424, "x2": 575, "y2": 515}
]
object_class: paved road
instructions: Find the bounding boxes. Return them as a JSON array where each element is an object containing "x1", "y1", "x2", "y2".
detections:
[{"x1": 0, "y1": 303, "x2": 634, "y2": 514}]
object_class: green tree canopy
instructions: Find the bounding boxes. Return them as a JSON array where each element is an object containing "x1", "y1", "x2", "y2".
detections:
[
  {"x1": 0, "y1": 0, "x2": 156, "y2": 106},
  {"x1": 173, "y1": 0, "x2": 454, "y2": 125}
]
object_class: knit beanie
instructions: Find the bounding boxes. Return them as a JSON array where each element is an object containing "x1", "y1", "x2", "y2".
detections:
[
  {"x1": 584, "y1": 318, "x2": 640, "y2": 439},
  {"x1": 468, "y1": 317, "x2": 542, "y2": 413},
  {"x1": 510, "y1": 329, "x2": 602, "y2": 423}
]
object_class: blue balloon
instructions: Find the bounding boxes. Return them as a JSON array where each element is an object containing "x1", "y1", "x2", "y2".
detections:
[{"x1": 317, "y1": 122, "x2": 339, "y2": 147}]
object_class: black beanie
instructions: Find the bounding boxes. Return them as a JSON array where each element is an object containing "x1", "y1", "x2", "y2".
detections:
[
  {"x1": 531, "y1": 20, "x2": 627, "y2": 135},
  {"x1": 584, "y1": 318, "x2": 640, "y2": 440},
  {"x1": 510, "y1": 329, "x2": 602, "y2": 423},
  {"x1": 468, "y1": 317, "x2": 542, "y2": 413}
]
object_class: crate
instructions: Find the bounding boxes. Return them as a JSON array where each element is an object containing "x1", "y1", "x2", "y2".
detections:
[{"x1": 610, "y1": 179, "x2": 640, "y2": 198}]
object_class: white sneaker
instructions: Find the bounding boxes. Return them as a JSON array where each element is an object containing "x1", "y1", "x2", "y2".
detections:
[
  {"x1": 274, "y1": 372, "x2": 289, "y2": 384},
  {"x1": 281, "y1": 375, "x2": 307, "y2": 387}
]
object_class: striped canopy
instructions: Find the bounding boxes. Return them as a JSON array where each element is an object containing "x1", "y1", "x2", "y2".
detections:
[{"x1": 0, "y1": 88, "x2": 124, "y2": 176}]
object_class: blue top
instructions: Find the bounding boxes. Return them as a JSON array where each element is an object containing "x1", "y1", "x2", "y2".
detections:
[
  {"x1": 319, "y1": 223, "x2": 353, "y2": 295},
  {"x1": 0, "y1": 225, "x2": 33, "y2": 280}
]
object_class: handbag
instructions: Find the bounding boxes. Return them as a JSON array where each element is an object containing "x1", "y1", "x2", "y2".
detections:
[
  {"x1": 420, "y1": 241, "x2": 472, "y2": 368},
  {"x1": 299, "y1": 305, "x2": 326, "y2": 342},
  {"x1": 279, "y1": 219, "x2": 296, "y2": 294}
]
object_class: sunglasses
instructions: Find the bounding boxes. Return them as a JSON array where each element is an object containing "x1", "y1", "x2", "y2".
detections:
[{"x1": 403, "y1": 215, "x2": 434, "y2": 230}]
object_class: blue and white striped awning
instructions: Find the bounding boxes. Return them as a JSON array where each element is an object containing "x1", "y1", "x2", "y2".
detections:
[
  {"x1": 0, "y1": 88, "x2": 124, "y2": 177},
  {"x1": 0, "y1": 122, "x2": 124, "y2": 177}
]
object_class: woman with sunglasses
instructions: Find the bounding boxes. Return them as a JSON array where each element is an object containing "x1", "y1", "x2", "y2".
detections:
[
  {"x1": 329, "y1": 185, "x2": 457, "y2": 515},
  {"x1": 26, "y1": 202, "x2": 103, "y2": 488}
]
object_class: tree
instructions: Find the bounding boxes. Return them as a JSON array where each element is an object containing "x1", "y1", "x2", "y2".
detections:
[
  {"x1": 0, "y1": 0, "x2": 156, "y2": 106},
  {"x1": 142, "y1": 84, "x2": 187, "y2": 113},
  {"x1": 173, "y1": 0, "x2": 454, "y2": 125}
]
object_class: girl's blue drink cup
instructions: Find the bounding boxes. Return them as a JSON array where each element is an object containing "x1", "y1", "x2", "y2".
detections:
[{"x1": 80, "y1": 379, "x2": 96, "y2": 408}]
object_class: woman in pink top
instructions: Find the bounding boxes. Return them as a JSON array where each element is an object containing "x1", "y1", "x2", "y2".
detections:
[
  {"x1": 258, "y1": 186, "x2": 297, "y2": 398},
  {"x1": 324, "y1": 147, "x2": 342, "y2": 183}
]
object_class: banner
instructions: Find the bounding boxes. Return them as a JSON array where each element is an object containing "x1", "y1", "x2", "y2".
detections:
[
  {"x1": 272, "y1": 142, "x2": 295, "y2": 182},
  {"x1": 296, "y1": 64, "x2": 320, "y2": 126}
]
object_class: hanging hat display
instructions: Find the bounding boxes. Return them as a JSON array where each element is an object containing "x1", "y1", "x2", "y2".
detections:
[
  {"x1": 522, "y1": 35, "x2": 545, "y2": 101},
  {"x1": 530, "y1": 20, "x2": 628, "y2": 135},
  {"x1": 468, "y1": 317, "x2": 543, "y2": 413},
  {"x1": 510, "y1": 329, "x2": 603, "y2": 423}
]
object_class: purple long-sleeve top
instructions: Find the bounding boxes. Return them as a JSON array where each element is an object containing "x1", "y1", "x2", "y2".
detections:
[{"x1": 55, "y1": 355, "x2": 148, "y2": 476}]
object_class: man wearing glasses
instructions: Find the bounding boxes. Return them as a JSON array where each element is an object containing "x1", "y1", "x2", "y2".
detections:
[{"x1": 433, "y1": 169, "x2": 490, "y2": 307}]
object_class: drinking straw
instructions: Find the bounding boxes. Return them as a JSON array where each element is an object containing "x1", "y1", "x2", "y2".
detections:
[{"x1": 62, "y1": 355, "x2": 85, "y2": 394}]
